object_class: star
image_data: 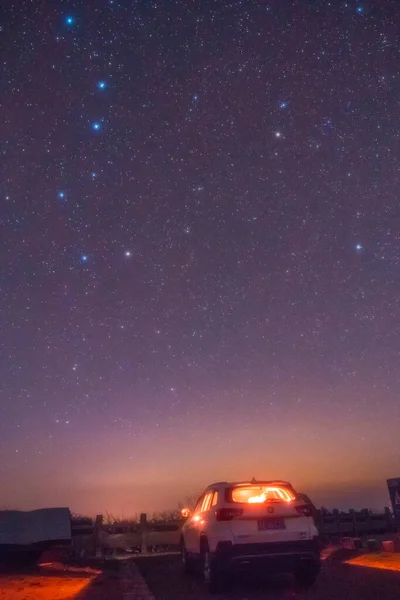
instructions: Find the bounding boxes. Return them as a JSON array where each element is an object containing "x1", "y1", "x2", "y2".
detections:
[
  {"x1": 58, "y1": 191, "x2": 65, "y2": 199},
  {"x1": 98, "y1": 81, "x2": 106, "y2": 90},
  {"x1": 193, "y1": 94, "x2": 199, "y2": 101},
  {"x1": 92, "y1": 122, "x2": 101, "y2": 131},
  {"x1": 65, "y1": 16, "x2": 74, "y2": 25},
  {"x1": 91, "y1": 172, "x2": 97, "y2": 178},
  {"x1": 279, "y1": 102, "x2": 288, "y2": 109},
  {"x1": 355, "y1": 244, "x2": 363, "y2": 251},
  {"x1": 356, "y1": 6, "x2": 364, "y2": 13},
  {"x1": 124, "y1": 250, "x2": 132, "y2": 257},
  {"x1": 275, "y1": 131, "x2": 282, "y2": 138},
  {"x1": 81, "y1": 255, "x2": 88, "y2": 262}
]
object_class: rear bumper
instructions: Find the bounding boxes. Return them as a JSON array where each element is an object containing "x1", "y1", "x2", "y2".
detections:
[{"x1": 214, "y1": 539, "x2": 321, "y2": 572}]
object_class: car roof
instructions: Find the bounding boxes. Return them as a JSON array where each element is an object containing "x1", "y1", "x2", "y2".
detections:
[{"x1": 206, "y1": 479, "x2": 292, "y2": 490}]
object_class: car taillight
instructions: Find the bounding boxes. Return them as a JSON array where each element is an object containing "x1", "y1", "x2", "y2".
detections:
[
  {"x1": 295, "y1": 504, "x2": 313, "y2": 517},
  {"x1": 215, "y1": 508, "x2": 243, "y2": 521}
]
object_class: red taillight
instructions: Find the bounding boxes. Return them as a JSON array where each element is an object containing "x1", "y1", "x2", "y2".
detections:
[
  {"x1": 295, "y1": 504, "x2": 313, "y2": 517},
  {"x1": 215, "y1": 508, "x2": 243, "y2": 521}
]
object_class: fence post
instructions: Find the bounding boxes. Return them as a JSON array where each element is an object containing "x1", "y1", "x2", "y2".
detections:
[
  {"x1": 384, "y1": 507, "x2": 393, "y2": 532},
  {"x1": 366, "y1": 510, "x2": 372, "y2": 535},
  {"x1": 140, "y1": 513, "x2": 147, "y2": 554},
  {"x1": 94, "y1": 514, "x2": 103, "y2": 558},
  {"x1": 350, "y1": 509, "x2": 357, "y2": 537}
]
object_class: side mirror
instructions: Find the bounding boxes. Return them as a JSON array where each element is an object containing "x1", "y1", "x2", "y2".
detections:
[{"x1": 181, "y1": 508, "x2": 191, "y2": 519}]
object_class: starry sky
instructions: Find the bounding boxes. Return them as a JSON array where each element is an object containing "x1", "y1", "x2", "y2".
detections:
[{"x1": 1, "y1": 0, "x2": 399, "y2": 516}]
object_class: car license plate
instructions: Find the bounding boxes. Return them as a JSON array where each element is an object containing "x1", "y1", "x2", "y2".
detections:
[{"x1": 257, "y1": 518, "x2": 285, "y2": 531}]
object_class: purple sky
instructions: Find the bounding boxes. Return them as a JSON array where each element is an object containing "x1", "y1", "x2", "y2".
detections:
[{"x1": 1, "y1": 0, "x2": 399, "y2": 516}]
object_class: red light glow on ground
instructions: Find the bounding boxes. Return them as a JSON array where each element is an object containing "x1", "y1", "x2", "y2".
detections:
[
  {"x1": 347, "y1": 553, "x2": 400, "y2": 572},
  {"x1": 0, "y1": 562, "x2": 100, "y2": 600}
]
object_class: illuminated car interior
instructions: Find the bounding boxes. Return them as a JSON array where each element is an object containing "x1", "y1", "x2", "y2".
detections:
[{"x1": 231, "y1": 485, "x2": 295, "y2": 503}]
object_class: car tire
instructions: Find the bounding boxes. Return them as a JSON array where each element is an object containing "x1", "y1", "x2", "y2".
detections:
[
  {"x1": 202, "y1": 549, "x2": 226, "y2": 594},
  {"x1": 180, "y1": 540, "x2": 194, "y2": 574},
  {"x1": 293, "y1": 563, "x2": 320, "y2": 592}
]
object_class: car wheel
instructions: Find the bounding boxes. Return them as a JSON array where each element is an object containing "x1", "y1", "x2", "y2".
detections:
[
  {"x1": 202, "y1": 549, "x2": 226, "y2": 594},
  {"x1": 293, "y1": 564, "x2": 320, "y2": 592}
]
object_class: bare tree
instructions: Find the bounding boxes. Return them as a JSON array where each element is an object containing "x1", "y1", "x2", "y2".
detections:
[{"x1": 178, "y1": 492, "x2": 202, "y2": 512}]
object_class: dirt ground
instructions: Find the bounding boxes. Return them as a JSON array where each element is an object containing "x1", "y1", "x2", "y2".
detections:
[
  {"x1": 0, "y1": 562, "x2": 101, "y2": 600},
  {"x1": 135, "y1": 553, "x2": 400, "y2": 600}
]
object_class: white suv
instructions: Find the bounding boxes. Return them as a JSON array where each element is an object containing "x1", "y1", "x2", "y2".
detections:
[{"x1": 180, "y1": 479, "x2": 320, "y2": 593}]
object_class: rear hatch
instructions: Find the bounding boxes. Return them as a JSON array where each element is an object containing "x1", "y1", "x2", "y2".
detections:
[{"x1": 220, "y1": 483, "x2": 313, "y2": 546}]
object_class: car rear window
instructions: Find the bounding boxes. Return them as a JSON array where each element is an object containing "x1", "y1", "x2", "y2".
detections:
[{"x1": 230, "y1": 485, "x2": 296, "y2": 504}]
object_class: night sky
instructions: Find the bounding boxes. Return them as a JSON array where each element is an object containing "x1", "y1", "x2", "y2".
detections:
[{"x1": 2, "y1": 0, "x2": 399, "y2": 516}]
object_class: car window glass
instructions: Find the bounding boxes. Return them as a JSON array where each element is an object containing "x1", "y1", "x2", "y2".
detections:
[
  {"x1": 201, "y1": 492, "x2": 213, "y2": 512},
  {"x1": 211, "y1": 491, "x2": 218, "y2": 506},
  {"x1": 193, "y1": 495, "x2": 204, "y2": 514}
]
